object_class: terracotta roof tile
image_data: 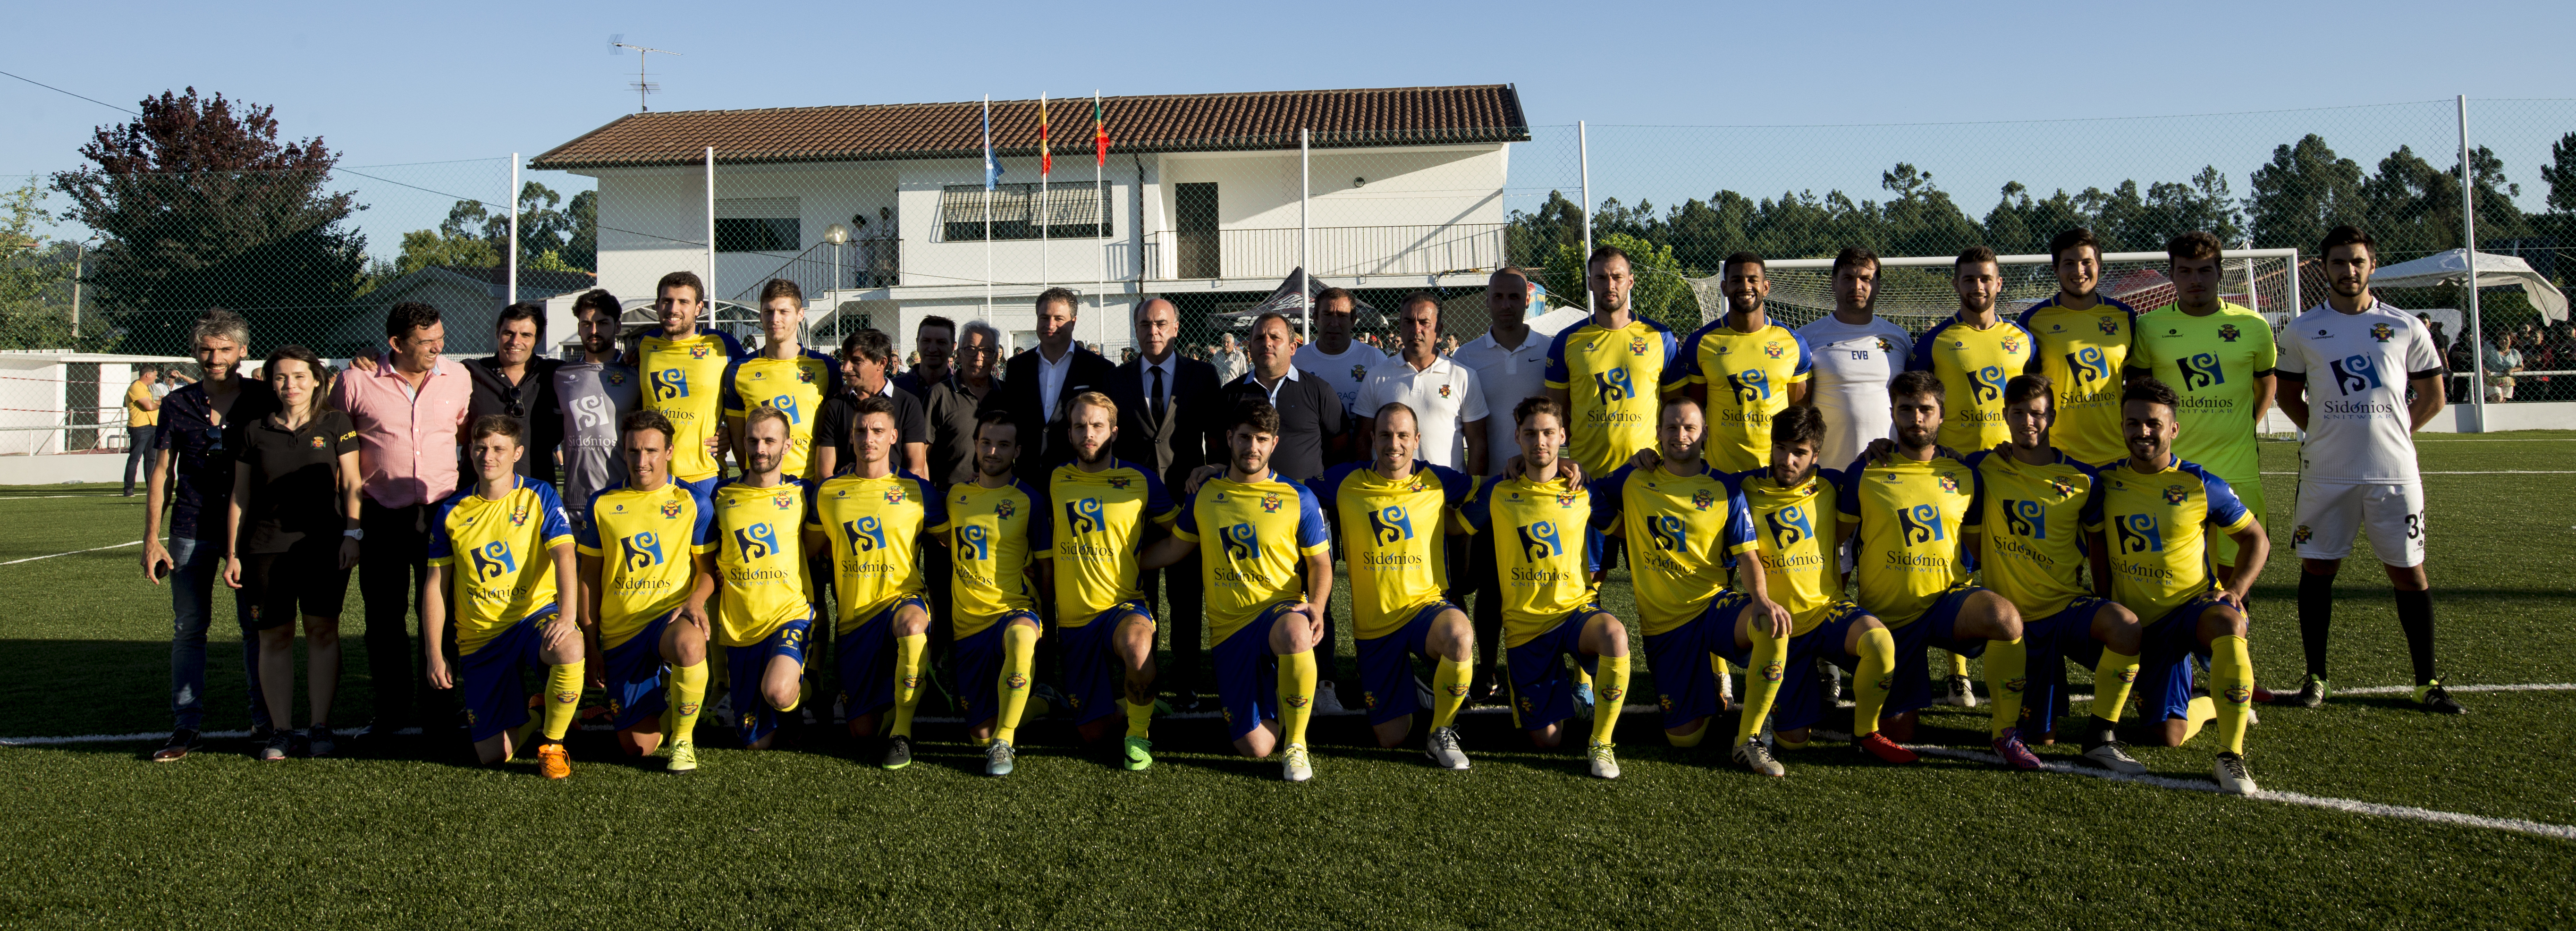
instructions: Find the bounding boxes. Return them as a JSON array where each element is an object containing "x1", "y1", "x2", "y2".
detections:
[{"x1": 529, "y1": 85, "x2": 1526, "y2": 170}]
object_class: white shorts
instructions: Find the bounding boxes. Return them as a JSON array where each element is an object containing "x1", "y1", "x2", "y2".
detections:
[{"x1": 2290, "y1": 480, "x2": 2426, "y2": 567}]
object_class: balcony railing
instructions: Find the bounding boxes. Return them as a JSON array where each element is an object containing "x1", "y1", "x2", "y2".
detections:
[
  {"x1": 1143, "y1": 223, "x2": 1506, "y2": 282},
  {"x1": 728, "y1": 238, "x2": 904, "y2": 303}
]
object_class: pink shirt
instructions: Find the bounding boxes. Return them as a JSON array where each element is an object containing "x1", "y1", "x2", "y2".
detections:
[{"x1": 331, "y1": 354, "x2": 473, "y2": 508}]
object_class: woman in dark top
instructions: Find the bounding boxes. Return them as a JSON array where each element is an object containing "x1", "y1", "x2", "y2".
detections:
[{"x1": 223, "y1": 346, "x2": 363, "y2": 762}]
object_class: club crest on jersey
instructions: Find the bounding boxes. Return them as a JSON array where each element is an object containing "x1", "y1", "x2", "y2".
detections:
[
  {"x1": 2217, "y1": 324, "x2": 2242, "y2": 343},
  {"x1": 1259, "y1": 492, "x2": 1283, "y2": 513},
  {"x1": 689, "y1": 345, "x2": 710, "y2": 359},
  {"x1": 2049, "y1": 478, "x2": 2078, "y2": 499},
  {"x1": 884, "y1": 488, "x2": 906, "y2": 505},
  {"x1": 796, "y1": 368, "x2": 815, "y2": 383},
  {"x1": 1763, "y1": 341, "x2": 1784, "y2": 359},
  {"x1": 2370, "y1": 323, "x2": 2395, "y2": 342},
  {"x1": 773, "y1": 491, "x2": 795, "y2": 509},
  {"x1": 1438, "y1": 383, "x2": 1452, "y2": 398},
  {"x1": 995, "y1": 499, "x2": 1015, "y2": 520},
  {"x1": 2001, "y1": 337, "x2": 2023, "y2": 353},
  {"x1": 1629, "y1": 338, "x2": 1650, "y2": 355},
  {"x1": 660, "y1": 499, "x2": 683, "y2": 518},
  {"x1": 1350, "y1": 364, "x2": 1368, "y2": 382},
  {"x1": 2099, "y1": 318, "x2": 2120, "y2": 336},
  {"x1": 606, "y1": 370, "x2": 627, "y2": 386},
  {"x1": 2163, "y1": 485, "x2": 2188, "y2": 505},
  {"x1": 2292, "y1": 525, "x2": 2313, "y2": 544},
  {"x1": 1691, "y1": 490, "x2": 1714, "y2": 511},
  {"x1": 1108, "y1": 476, "x2": 1131, "y2": 490},
  {"x1": 1937, "y1": 476, "x2": 1959, "y2": 494},
  {"x1": 509, "y1": 502, "x2": 530, "y2": 526},
  {"x1": 1362, "y1": 691, "x2": 1377, "y2": 710},
  {"x1": 1555, "y1": 492, "x2": 1579, "y2": 508}
]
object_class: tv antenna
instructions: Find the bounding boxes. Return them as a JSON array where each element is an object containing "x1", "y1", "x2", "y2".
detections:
[{"x1": 608, "y1": 34, "x2": 681, "y2": 112}]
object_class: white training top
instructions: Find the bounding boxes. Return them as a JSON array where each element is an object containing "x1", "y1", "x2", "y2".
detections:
[
  {"x1": 2275, "y1": 300, "x2": 2442, "y2": 485},
  {"x1": 1452, "y1": 330, "x2": 1554, "y2": 475},
  {"x1": 1354, "y1": 354, "x2": 1490, "y2": 471},
  {"x1": 1294, "y1": 342, "x2": 1391, "y2": 416},
  {"x1": 1795, "y1": 313, "x2": 1917, "y2": 472}
]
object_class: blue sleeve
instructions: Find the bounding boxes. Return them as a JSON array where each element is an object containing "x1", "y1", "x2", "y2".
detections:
[
  {"x1": 2076, "y1": 464, "x2": 2107, "y2": 529},
  {"x1": 801, "y1": 481, "x2": 822, "y2": 528},
  {"x1": 1587, "y1": 465, "x2": 1634, "y2": 531},
  {"x1": 718, "y1": 356, "x2": 745, "y2": 415},
  {"x1": 718, "y1": 330, "x2": 747, "y2": 357},
  {"x1": 1140, "y1": 466, "x2": 1175, "y2": 518},
  {"x1": 1658, "y1": 324, "x2": 1680, "y2": 367},
  {"x1": 1021, "y1": 482, "x2": 1052, "y2": 551},
  {"x1": 2197, "y1": 465, "x2": 2250, "y2": 529},
  {"x1": 1720, "y1": 476, "x2": 1756, "y2": 567},
  {"x1": 1542, "y1": 327, "x2": 1575, "y2": 385},
  {"x1": 424, "y1": 494, "x2": 459, "y2": 561},
  {"x1": 1427, "y1": 464, "x2": 1473, "y2": 509},
  {"x1": 1172, "y1": 482, "x2": 1202, "y2": 538},
  {"x1": 1836, "y1": 461, "x2": 1866, "y2": 518},
  {"x1": 1582, "y1": 522, "x2": 1604, "y2": 574},
  {"x1": 1667, "y1": 322, "x2": 1713, "y2": 386},
  {"x1": 813, "y1": 349, "x2": 845, "y2": 398},
  {"x1": 1790, "y1": 329, "x2": 1815, "y2": 378},
  {"x1": 1457, "y1": 476, "x2": 1494, "y2": 534},
  {"x1": 530, "y1": 482, "x2": 572, "y2": 542},
  {"x1": 912, "y1": 476, "x2": 946, "y2": 536},
  {"x1": 1310, "y1": 463, "x2": 1355, "y2": 511},
  {"x1": 2012, "y1": 302, "x2": 2043, "y2": 334},
  {"x1": 1293, "y1": 483, "x2": 1330, "y2": 550},
  {"x1": 1908, "y1": 324, "x2": 1943, "y2": 373},
  {"x1": 691, "y1": 487, "x2": 718, "y2": 548},
  {"x1": 1959, "y1": 452, "x2": 1989, "y2": 528},
  {"x1": 575, "y1": 488, "x2": 611, "y2": 549}
]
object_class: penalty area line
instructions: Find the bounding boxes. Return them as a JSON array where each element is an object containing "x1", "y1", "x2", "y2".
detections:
[{"x1": 0, "y1": 539, "x2": 149, "y2": 566}]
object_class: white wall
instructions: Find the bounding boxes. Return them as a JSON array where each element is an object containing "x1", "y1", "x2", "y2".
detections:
[{"x1": 897, "y1": 153, "x2": 1141, "y2": 297}]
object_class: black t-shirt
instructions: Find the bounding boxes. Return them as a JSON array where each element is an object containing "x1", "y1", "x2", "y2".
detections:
[
  {"x1": 812, "y1": 385, "x2": 930, "y2": 474},
  {"x1": 234, "y1": 410, "x2": 357, "y2": 553}
]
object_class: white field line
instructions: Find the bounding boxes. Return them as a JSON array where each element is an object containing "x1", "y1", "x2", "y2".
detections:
[
  {"x1": 0, "y1": 495, "x2": 139, "y2": 500},
  {"x1": 0, "y1": 539, "x2": 146, "y2": 565},
  {"x1": 2040, "y1": 682, "x2": 2576, "y2": 703},
  {"x1": 2258, "y1": 471, "x2": 2576, "y2": 475},
  {"x1": 1, "y1": 726, "x2": 422, "y2": 747}
]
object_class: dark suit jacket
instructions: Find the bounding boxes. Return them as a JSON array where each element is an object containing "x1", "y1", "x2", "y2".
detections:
[
  {"x1": 1218, "y1": 367, "x2": 1343, "y2": 482},
  {"x1": 989, "y1": 343, "x2": 1120, "y2": 485},
  {"x1": 1107, "y1": 355, "x2": 1225, "y2": 491}
]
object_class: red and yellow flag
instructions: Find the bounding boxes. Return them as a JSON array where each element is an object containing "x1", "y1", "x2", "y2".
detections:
[
  {"x1": 1038, "y1": 95, "x2": 1051, "y2": 178},
  {"x1": 1093, "y1": 93, "x2": 1109, "y2": 166}
]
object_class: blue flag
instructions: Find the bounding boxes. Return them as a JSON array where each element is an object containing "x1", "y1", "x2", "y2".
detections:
[{"x1": 982, "y1": 97, "x2": 1003, "y2": 190}]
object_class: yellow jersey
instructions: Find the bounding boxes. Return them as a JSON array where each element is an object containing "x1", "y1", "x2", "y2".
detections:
[
  {"x1": 1836, "y1": 452, "x2": 1979, "y2": 627},
  {"x1": 1543, "y1": 316, "x2": 1681, "y2": 477},
  {"x1": 2017, "y1": 296, "x2": 2139, "y2": 466},
  {"x1": 1735, "y1": 467, "x2": 1842, "y2": 634},
  {"x1": 1457, "y1": 474, "x2": 1603, "y2": 647},
  {"x1": 2087, "y1": 455, "x2": 2254, "y2": 622},
  {"x1": 1961, "y1": 449, "x2": 2101, "y2": 619},
  {"x1": 707, "y1": 478, "x2": 813, "y2": 647},
  {"x1": 426, "y1": 477, "x2": 576, "y2": 654},
  {"x1": 1588, "y1": 462, "x2": 1755, "y2": 636},
  {"x1": 1312, "y1": 460, "x2": 1474, "y2": 640},
  {"x1": 1674, "y1": 321, "x2": 1814, "y2": 473},
  {"x1": 2126, "y1": 301, "x2": 2277, "y2": 486},
  {"x1": 722, "y1": 348, "x2": 840, "y2": 481},
  {"x1": 637, "y1": 327, "x2": 745, "y2": 483},
  {"x1": 1173, "y1": 470, "x2": 1330, "y2": 644},
  {"x1": 1040, "y1": 461, "x2": 1175, "y2": 627},
  {"x1": 1908, "y1": 314, "x2": 2035, "y2": 452},
  {"x1": 575, "y1": 481, "x2": 717, "y2": 648},
  {"x1": 808, "y1": 470, "x2": 941, "y2": 634},
  {"x1": 932, "y1": 479, "x2": 1047, "y2": 636}
]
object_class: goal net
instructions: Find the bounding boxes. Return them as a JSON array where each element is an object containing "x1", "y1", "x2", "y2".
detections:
[{"x1": 1687, "y1": 249, "x2": 2305, "y2": 337}]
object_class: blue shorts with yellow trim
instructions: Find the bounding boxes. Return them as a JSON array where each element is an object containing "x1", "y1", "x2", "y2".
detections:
[
  {"x1": 952, "y1": 610, "x2": 1042, "y2": 726},
  {"x1": 727, "y1": 615, "x2": 813, "y2": 745},
  {"x1": 1211, "y1": 601, "x2": 1304, "y2": 741},
  {"x1": 1354, "y1": 601, "x2": 1461, "y2": 726},
  {"x1": 2014, "y1": 597, "x2": 2115, "y2": 736},
  {"x1": 1645, "y1": 592, "x2": 1750, "y2": 730},
  {"x1": 836, "y1": 597, "x2": 928, "y2": 719},
  {"x1": 1061, "y1": 601, "x2": 1153, "y2": 726},
  {"x1": 459, "y1": 607, "x2": 565, "y2": 743},
  {"x1": 1883, "y1": 584, "x2": 1992, "y2": 719},
  {"x1": 1716, "y1": 599, "x2": 1874, "y2": 734},
  {"x1": 1503, "y1": 605, "x2": 1611, "y2": 733},
  {"x1": 2136, "y1": 596, "x2": 2229, "y2": 725},
  {"x1": 601, "y1": 609, "x2": 677, "y2": 733}
]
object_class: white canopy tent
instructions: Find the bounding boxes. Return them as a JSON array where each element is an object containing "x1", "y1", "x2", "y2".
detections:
[{"x1": 2370, "y1": 249, "x2": 2568, "y2": 324}]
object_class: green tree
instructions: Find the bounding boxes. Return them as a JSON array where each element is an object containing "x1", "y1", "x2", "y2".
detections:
[
  {"x1": 1542, "y1": 232, "x2": 1699, "y2": 330},
  {"x1": 49, "y1": 88, "x2": 366, "y2": 355},
  {"x1": 0, "y1": 178, "x2": 93, "y2": 351},
  {"x1": 2247, "y1": 134, "x2": 2365, "y2": 251},
  {"x1": 398, "y1": 181, "x2": 597, "y2": 275}
]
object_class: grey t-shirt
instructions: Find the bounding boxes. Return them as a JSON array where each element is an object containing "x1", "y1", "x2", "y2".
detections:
[{"x1": 554, "y1": 360, "x2": 641, "y2": 526}]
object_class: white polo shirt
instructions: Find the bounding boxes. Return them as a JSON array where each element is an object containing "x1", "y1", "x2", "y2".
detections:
[
  {"x1": 1354, "y1": 353, "x2": 1489, "y2": 471},
  {"x1": 1452, "y1": 329, "x2": 1553, "y2": 475},
  {"x1": 1294, "y1": 341, "x2": 1390, "y2": 416},
  {"x1": 1795, "y1": 313, "x2": 1915, "y2": 473}
]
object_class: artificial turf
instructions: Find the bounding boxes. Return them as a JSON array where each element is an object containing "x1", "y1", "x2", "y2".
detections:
[{"x1": 2, "y1": 432, "x2": 2570, "y2": 928}]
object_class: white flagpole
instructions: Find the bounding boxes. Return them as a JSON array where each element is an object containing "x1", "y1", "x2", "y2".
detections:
[
  {"x1": 984, "y1": 95, "x2": 993, "y2": 321},
  {"x1": 1041, "y1": 92, "x2": 1050, "y2": 313},
  {"x1": 1094, "y1": 89, "x2": 1106, "y2": 352},
  {"x1": 507, "y1": 153, "x2": 519, "y2": 316}
]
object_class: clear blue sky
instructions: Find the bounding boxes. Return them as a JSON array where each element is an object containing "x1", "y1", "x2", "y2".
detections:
[{"x1": 9, "y1": 0, "x2": 2574, "y2": 251}]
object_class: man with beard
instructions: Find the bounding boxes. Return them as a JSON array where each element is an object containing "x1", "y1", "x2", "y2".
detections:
[
  {"x1": 1040, "y1": 392, "x2": 1175, "y2": 770},
  {"x1": 554, "y1": 290, "x2": 642, "y2": 531},
  {"x1": 1672, "y1": 253, "x2": 1811, "y2": 473},
  {"x1": 1905, "y1": 246, "x2": 2036, "y2": 707},
  {"x1": 931, "y1": 411, "x2": 1050, "y2": 775}
]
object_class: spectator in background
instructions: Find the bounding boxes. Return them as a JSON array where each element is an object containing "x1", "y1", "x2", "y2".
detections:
[
  {"x1": 2420, "y1": 315, "x2": 2449, "y2": 359},
  {"x1": 123, "y1": 366, "x2": 161, "y2": 497},
  {"x1": 143, "y1": 309, "x2": 280, "y2": 762},
  {"x1": 2484, "y1": 331, "x2": 2524, "y2": 402},
  {"x1": 552, "y1": 289, "x2": 638, "y2": 530},
  {"x1": 1213, "y1": 332, "x2": 1248, "y2": 383},
  {"x1": 991, "y1": 287, "x2": 1117, "y2": 486},
  {"x1": 891, "y1": 315, "x2": 956, "y2": 400},
  {"x1": 813, "y1": 328, "x2": 930, "y2": 479},
  {"x1": 332, "y1": 301, "x2": 474, "y2": 747},
  {"x1": 466, "y1": 303, "x2": 561, "y2": 482},
  {"x1": 1440, "y1": 334, "x2": 1461, "y2": 357}
]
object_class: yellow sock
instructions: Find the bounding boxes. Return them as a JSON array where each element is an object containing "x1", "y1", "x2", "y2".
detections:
[
  {"x1": 777, "y1": 677, "x2": 805, "y2": 714},
  {"x1": 2211, "y1": 635, "x2": 2254, "y2": 756},
  {"x1": 1590, "y1": 654, "x2": 1630, "y2": 747},
  {"x1": 1984, "y1": 637, "x2": 2027, "y2": 738},
  {"x1": 1430, "y1": 659, "x2": 1470, "y2": 729},
  {"x1": 890, "y1": 633, "x2": 929, "y2": 739},
  {"x1": 1949, "y1": 651, "x2": 1971, "y2": 678},
  {"x1": 1734, "y1": 630, "x2": 1789, "y2": 745},
  {"x1": 1667, "y1": 724, "x2": 1708, "y2": 747},
  {"x1": 1575, "y1": 664, "x2": 1593, "y2": 688},
  {"x1": 2092, "y1": 649, "x2": 2140, "y2": 723},
  {"x1": 1278, "y1": 650, "x2": 1318, "y2": 747},
  {"x1": 542, "y1": 663, "x2": 583, "y2": 741},
  {"x1": 1125, "y1": 697, "x2": 1154, "y2": 740},
  {"x1": 1853, "y1": 627, "x2": 1896, "y2": 736},
  {"x1": 993, "y1": 624, "x2": 1038, "y2": 745},
  {"x1": 1714, "y1": 656, "x2": 1734, "y2": 677},
  {"x1": 668, "y1": 661, "x2": 708, "y2": 745},
  {"x1": 1776, "y1": 733, "x2": 1810, "y2": 750},
  {"x1": 1026, "y1": 694, "x2": 1053, "y2": 719},
  {"x1": 2180, "y1": 696, "x2": 2216, "y2": 745}
]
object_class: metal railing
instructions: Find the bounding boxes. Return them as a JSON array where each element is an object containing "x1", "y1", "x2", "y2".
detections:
[
  {"x1": 727, "y1": 238, "x2": 903, "y2": 303},
  {"x1": 1142, "y1": 223, "x2": 1507, "y2": 281}
]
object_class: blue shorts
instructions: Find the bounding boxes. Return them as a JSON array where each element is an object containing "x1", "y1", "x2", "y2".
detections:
[
  {"x1": 2013, "y1": 597, "x2": 2115, "y2": 736},
  {"x1": 1212, "y1": 601, "x2": 1304, "y2": 740},
  {"x1": 1644, "y1": 592, "x2": 1751, "y2": 730},
  {"x1": 1061, "y1": 601, "x2": 1152, "y2": 726},
  {"x1": 727, "y1": 616, "x2": 813, "y2": 745},
  {"x1": 1503, "y1": 606, "x2": 1611, "y2": 733},
  {"x1": 835, "y1": 597, "x2": 927, "y2": 719},
  {"x1": 952, "y1": 611, "x2": 1041, "y2": 726},
  {"x1": 1882, "y1": 584, "x2": 1992, "y2": 719},
  {"x1": 1716, "y1": 600, "x2": 1874, "y2": 734},
  {"x1": 2136, "y1": 597, "x2": 2228, "y2": 725},
  {"x1": 1355, "y1": 601, "x2": 1461, "y2": 726},
  {"x1": 459, "y1": 609, "x2": 565, "y2": 743},
  {"x1": 601, "y1": 609, "x2": 677, "y2": 733}
]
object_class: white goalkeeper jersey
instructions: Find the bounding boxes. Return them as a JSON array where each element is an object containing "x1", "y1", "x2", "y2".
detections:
[{"x1": 2276, "y1": 300, "x2": 2442, "y2": 485}]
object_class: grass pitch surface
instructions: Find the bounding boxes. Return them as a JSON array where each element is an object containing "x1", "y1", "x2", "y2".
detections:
[{"x1": 4, "y1": 432, "x2": 2572, "y2": 928}]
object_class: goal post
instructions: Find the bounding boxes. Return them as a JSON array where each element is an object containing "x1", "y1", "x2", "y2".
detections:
[{"x1": 1690, "y1": 248, "x2": 2305, "y2": 336}]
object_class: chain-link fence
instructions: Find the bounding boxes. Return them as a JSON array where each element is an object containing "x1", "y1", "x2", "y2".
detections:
[{"x1": 9, "y1": 95, "x2": 2575, "y2": 449}]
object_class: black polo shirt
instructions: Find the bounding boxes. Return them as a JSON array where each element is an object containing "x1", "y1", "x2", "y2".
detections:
[
  {"x1": 233, "y1": 410, "x2": 357, "y2": 553},
  {"x1": 813, "y1": 383, "x2": 929, "y2": 473},
  {"x1": 1219, "y1": 367, "x2": 1343, "y2": 482}
]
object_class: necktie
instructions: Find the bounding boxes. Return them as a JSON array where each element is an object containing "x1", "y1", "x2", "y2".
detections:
[{"x1": 1149, "y1": 366, "x2": 1167, "y2": 425}]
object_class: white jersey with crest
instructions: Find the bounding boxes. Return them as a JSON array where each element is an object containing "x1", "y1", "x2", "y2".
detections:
[{"x1": 2275, "y1": 300, "x2": 2441, "y2": 485}]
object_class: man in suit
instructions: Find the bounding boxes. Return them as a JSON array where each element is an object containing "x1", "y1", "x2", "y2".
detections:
[
  {"x1": 1108, "y1": 297, "x2": 1225, "y2": 711},
  {"x1": 1217, "y1": 310, "x2": 1350, "y2": 705},
  {"x1": 992, "y1": 288, "x2": 1120, "y2": 488}
]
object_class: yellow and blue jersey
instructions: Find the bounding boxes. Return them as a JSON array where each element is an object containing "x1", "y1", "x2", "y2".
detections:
[
  {"x1": 1312, "y1": 461, "x2": 1474, "y2": 640},
  {"x1": 2126, "y1": 301, "x2": 2277, "y2": 487},
  {"x1": 930, "y1": 479, "x2": 1050, "y2": 636},
  {"x1": 1908, "y1": 314, "x2": 2035, "y2": 452},
  {"x1": 2017, "y1": 296, "x2": 2139, "y2": 466},
  {"x1": 1543, "y1": 317, "x2": 1681, "y2": 477},
  {"x1": 722, "y1": 348, "x2": 840, "y2": 481},
  {"x1": 1040, "y1": 461, "x2": 1175, "y2": 627},
  {"x1": 1458, "y1": 474, "x2": 1604, "y2": 647},
  {"x1": 1961, "y1": 449, "x2": 2101, "y2": 619},
  {"x1": 1836, "y1": 452, "x2": 1980, "y2": 627},
  {"x1": 807, "y1": 470, "x2": 942, "y2": 634},
  {"x1": 708, "y1": 478, "x2": 814, "y2": 647},
  {"x1": 1174, "y1": 470, "x2": 1329, "y2": 644},
  {"x1": 427, "y1": 476, "x2": 576, "y2": 654},
  {"x1": 637, "y1": 327, "x2": 746, "y2": 483},
  {"x1": 1672, "y1": 322, "x2": 1814, "y2": 473},
  {"x1": 2086, "y1": 455, "x2": 2254, "y2": 622},
  {"x1": 575, "y1": 480, "x2": 718, "y2": 648},
  {"x1": 1586, "y1": 462, "x2": 1754, "y2": 636},
  {"x1": 1734, "y1": 468, "x2": 1842, "y2": 634}
]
